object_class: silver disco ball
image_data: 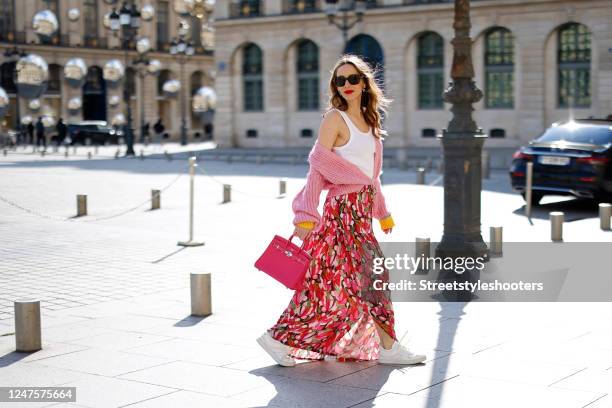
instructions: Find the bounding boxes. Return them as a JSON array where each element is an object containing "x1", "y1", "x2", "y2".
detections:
[
  {"x1": 41, "y1": 114, "x2": 55, "y2": 128},
  {"x1": 185, "y1": 0, "x2": 214, "y2": 19},
  {"x1": 162, "y1": 79, "x2": 181, "y2": 98},
  {"x1": 28, "y1": 98, "x2": 42, "y2": 111},
  {"x1": 15, "y1": 54, "x2": 48, "y2": 98},
  {"x1": 111, "y1": 113, "x2": 126, "y2": 126},
  {"x1": 147, "y1": 59, "x2": 162, "y2": 76},
  {"x1": 103, "y1": 59, "x2": 125, "y2": 88},
  {"x1": 103, "y1": 12, "x2": 112, "y2": 29},
  {"x1": 136, "y1": 37, "x2": 152, "y2": 54},
  {"x1": 68, "y1": 97, "x2": 82, "y2": 113},
  {"x1": 103, "y1": 0, "x2": 118, "y2": 4},
  {"x1": 67, "y1": 8, "x2": 80, "y2": 21},
  {"x1": 64, "y1": 58, "x2": 87, "y2": 88},
  {"x1": 21, "y1": 115, "x2": 33, "y2": 125},
  {"x1": 192, "y1": 86, "x2": 217, "y2": 113},
  {"x1": 141, "y1": 4, "x2": 155, "y2": 21},
  {"x1": 32, "y1": 10, "x2": 59, "y2": 38},
  {"x1": 0, "y1": 87, "x2": 8, "y2": 119},
  {"x1": 109, "y1": 95, "x2": 121, "y2": 107}
]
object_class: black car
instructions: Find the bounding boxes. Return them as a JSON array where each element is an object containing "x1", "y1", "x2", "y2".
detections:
[
  {"x1": 509, "y1": 118, "x2": 612, "y2": 204},
  {"x1": 61, "y1": 121, "x2": 123, "y2": 146}
]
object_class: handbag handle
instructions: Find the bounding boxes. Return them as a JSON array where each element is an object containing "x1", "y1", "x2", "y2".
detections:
[{"x1": 287, "y1": 234, "x2": 308, "y2": 250}]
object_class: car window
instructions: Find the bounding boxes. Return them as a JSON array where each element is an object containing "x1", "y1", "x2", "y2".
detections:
[{"x1": 536, "y1": 125, "x2": 612, "y2": 146}]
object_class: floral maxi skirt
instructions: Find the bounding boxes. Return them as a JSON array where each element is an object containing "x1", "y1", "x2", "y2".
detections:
[{"x1": 267, "y1": 184, "x2": 398, "y2": 362}]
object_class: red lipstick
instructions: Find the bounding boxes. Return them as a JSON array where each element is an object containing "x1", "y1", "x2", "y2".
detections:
[{"x1": 345, "y1": 90, "x2": 354, "y2": 94}]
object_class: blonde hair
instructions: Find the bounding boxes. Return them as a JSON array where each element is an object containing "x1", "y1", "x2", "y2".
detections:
[{"x1": 323, "y1": 54, "x2": 392, "y2": 140}]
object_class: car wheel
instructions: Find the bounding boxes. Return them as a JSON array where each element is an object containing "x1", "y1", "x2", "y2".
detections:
[{"x1": 521, "y1": 192, "x2": 543, "y2": 206}]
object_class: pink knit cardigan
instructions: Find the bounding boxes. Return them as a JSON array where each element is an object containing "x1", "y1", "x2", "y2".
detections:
[{"x1": 292, "y1": 137, "x2": 391, "y2": 227}]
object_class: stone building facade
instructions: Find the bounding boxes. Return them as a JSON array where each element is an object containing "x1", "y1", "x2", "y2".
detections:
[
  {"x1": 0, "y1": 0, "x2": 214, "y2": 142},
  {"x1": 213, "y1": 0, "x2": 612, "y2": 148}
]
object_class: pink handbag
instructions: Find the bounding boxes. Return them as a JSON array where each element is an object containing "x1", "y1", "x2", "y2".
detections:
[{"x1": 254, "y1": 234, "x2": 312, "y2": 290}]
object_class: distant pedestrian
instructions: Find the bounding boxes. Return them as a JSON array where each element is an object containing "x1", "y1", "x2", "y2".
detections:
[
  {"x1": 142, "y1": 122, "x2": 151, "y2": 145},
  {"x1": 35, "y1": 117, "x2": 46, "y2": 149},
  {"x1": 56, "y1": 118, "x2": 67, "y2": 146},
  {"x1": 153, "y1": 118, "x2": 165, "y2": 144},
  {"x1": 26, "y1": 121, "x2": 34, "y2": 145}
]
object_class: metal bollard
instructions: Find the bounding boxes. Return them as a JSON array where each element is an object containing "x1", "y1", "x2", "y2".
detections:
[
  {"x1": 14, "y1": 300, "x2": 42, "y2": 352},
  {"x1": 87, "y1": 151, "x2": 92, "y2": 159},
  {"x1": 76, "y1": 194, "x2": 87, "y2": 216},
  {"x1": 151, "y1": 189, "x2": 161, "y2": 210},
  {"x1": 489, "y1": 226, "x2": 503, "y2": 257},
  {"x1": 177, "y1": 157, "x2": 204, "y2": 247},
  {"x1": 416, "y1": 167, "x2": 426, "y2": 185},
  {"x1": 40, "y1": 150, "x2": 45, "y2": 157},
  {"x1": 64, "y1": 149, "x2": 68, "y2": 158},
  {"x1": 94, "y1": 146, "x2": 98, "y2": 155},
  {"x1": 279, "y1": 178, "x2": 287, "y2": 197},
  {"x1": 114, "y1": 149, "x2": 119, "y2": 159},
  {"x1": 525, "y1": 162, "x2": 533, "y2": 218},
  {"x1": 73, "y1": 146, "x2": 77, "y2": 154},
  {"x1": 415, "y1": 237, "x2": 430, "y2": 272},
  {"x1": 223, "y1": 184, "x2": 231, "y2": 203},
  {"x1": 140, "y1": 150, "x2": 144, "y2": 160},
  {"x1": 190, "y1": 273, "x2": 212, "y2": 316},
  {"x1": 3, "y1": 149, "x2": 7, "y2": 156},
  {"x1": 550, "y1": 211, "x2": 564, "y2": 242},
  {"x1": 599, "y1": 203, "x2": 611, "y2": 230},
  {"x1": 482, "y1": 150, "x2": 490, "y2": 179}
]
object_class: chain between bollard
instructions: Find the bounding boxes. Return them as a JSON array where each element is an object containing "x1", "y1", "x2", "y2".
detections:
[{"x1": 195, "y1": 162, "x2": 285, "y2": 200}]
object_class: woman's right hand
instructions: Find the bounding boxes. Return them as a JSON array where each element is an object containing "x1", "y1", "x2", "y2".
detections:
[{"x1": 293, "y1": 225, "x2": 312, "y2": 241}]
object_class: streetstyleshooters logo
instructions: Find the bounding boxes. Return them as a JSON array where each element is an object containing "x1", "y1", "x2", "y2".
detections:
[{"x1": 373, "y1": 254, "x2": 486, "y2": 275}]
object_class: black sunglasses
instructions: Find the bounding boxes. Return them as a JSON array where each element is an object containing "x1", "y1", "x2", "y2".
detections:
[{"x1": 334, "y1": 74, "x2": 364, "y2": 87}]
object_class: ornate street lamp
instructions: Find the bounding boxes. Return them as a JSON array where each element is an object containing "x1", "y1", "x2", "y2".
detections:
[
  {"x1": 107, "y1": 1, "x2": 154, "y2": 156},
  {"x1": 323, "y1": 0, "x2": 367, "y2": 48},
  {"x1": 169, "y1": 20, "x2": 195, "y2": 146},
  {"x1": 435, "y1": 0, "x2": 489, "y2": 262}
]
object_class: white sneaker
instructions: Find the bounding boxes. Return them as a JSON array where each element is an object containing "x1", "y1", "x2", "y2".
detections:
[
  {"x1": 378, "y1": 341, "x2": 426, "y2": 365},
  {"x1": 256, "y1": 331, "x2": 296, "y2": 367}
]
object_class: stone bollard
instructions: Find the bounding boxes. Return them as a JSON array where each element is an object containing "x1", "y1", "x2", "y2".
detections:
[
  {"x1": 14, "y1": 300, "x2": 42, "y2": 352},
  {"x1": 190, "y1": 273, "x2": 212, "y2": 316},
  {"x1": 77, "y1": 194, "x2": 87, "y2": 216},
  {"x1": 489, "y1": 226, "x2": 503, "y2": 257},
  {"x1": 415, "y1": 237, "x2": 430, "y2": 272},
  {"x1": 416, "y1": 167, "x2": 426, "y2": 185},
  {"x1": 279, "y1": 178, "x2": 287, "y2": 197},
  {"x1": 64, "y1": 149, "x2": 68, "y2": 158},
  {"x1": 599, "y1": 203, "x2": 611, "y2": 230},
  {"x1": 87, "y1": 152, "x2": 92, "y2": 160},
  {"x1": 73, "y1": 146, "x2": 77, "y2": 154},
  {"x1": 3, "y1": 149, "x2": 7, "y2": 156},
  {"x1": 525, "y1": 162, "x2": 534, "y2": 218},
  {"x1": 151, "y1": 189, "x2": 161, "y2": 210},
  {"x1": 550, "y1": 211, "x2": 564, "y2": 242},
  {"x1": 482, "y1": 150, "x2": 490, "y2": 179},
  {"x1": 94, "y1": 146, "x2": 99, "y2": 155},
  {"x1": 140, "y1": 150, "x2": 144, "y2": 160},
  {"x1": 40, "y1": 150, "x2": 45, "y2": 157},
  {"x1": 223, "y1": 184, "x2": 231, "y2": 203}
]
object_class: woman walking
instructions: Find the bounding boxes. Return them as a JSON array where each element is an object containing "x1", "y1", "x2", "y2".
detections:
[{"x1": 257, "y1": 55, "x2": 426, "y2": 367}]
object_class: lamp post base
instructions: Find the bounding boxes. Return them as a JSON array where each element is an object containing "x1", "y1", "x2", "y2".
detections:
[{"x1": 177, "y1": 240, "x2": 205, "y2": 247}]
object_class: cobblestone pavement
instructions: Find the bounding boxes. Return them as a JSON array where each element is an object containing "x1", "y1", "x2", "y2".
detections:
[{"x1": 0, "y1": 148, "x2": 611, "y2": 408}]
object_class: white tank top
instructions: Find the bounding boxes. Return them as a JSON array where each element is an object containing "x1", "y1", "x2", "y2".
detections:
[{"x1": 332, "y1": 109, "x2": 375, "y2": 179}]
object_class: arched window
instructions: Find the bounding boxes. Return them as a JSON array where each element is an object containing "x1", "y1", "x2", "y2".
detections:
[
  {"x1": 243, "y1": 43, "x2": 263, "y2": 111},
  {"x1": 125, "y1": 67, "x2": 136, "y2": 97},
  {"x1": 485, "y1": 27, "x2": 514, "y2": 108},
  {"x1": 297, "y1": 40, "x2": 319, "y2": 111},
  {"x1": 417, "y1": 32, "x2": 444, "y2": 109},
  {"x1": 0, "y1": 61, "x2": 16, "y2": 94},
  {"x1": 345, "y1": 34, "x2": 385, "y2": 90},
  {"x1": 157, "y1": 69, "x2": 172, "y2": 96},
  {"x1": 558, "y1": 23, "x2": 591, "y2": 108},
  {"x1": 46, "y1": 64, "x2": 62, "y2": 94}
]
